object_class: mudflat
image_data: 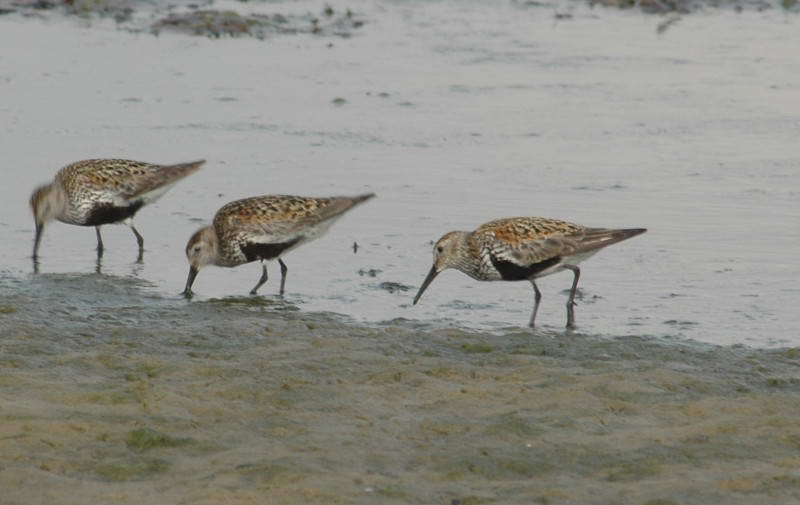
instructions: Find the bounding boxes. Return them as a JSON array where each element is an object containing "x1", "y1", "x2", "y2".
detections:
[{"x1": 1, "y1": 284, "x2": 799, "y2": 504}]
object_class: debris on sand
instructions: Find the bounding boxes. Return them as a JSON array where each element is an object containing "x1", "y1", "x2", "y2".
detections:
[
  {"x1": 151, "y1": 7, "x2": 365, "y2": 39},
  {"x1": 0, "y1": 0, "x2": 139, "y2": 22},
  {"x1": 0, "y1": 0, "x2": 366, "y2": 39},
  {"x1": 513, "y1": 0, "x2": 798, "y2": 14}
]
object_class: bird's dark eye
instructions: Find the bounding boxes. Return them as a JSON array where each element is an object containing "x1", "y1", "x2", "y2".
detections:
[{"x1": 437, "y1": 246, "x2": 443, "y2": 253}]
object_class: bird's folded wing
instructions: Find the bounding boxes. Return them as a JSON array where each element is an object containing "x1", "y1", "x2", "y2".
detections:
[
  {"x1": 215, "y1": 214, "x2": 303, "y2": 244},
  {"x1": 486, "y1": 233, "x2": 583, "y2": 266},
  {"x1": 482, "y1": 225, "x2": 643, "y2": 267},
  {"x1": 212, "y1": 193, "x2": 373, "y2": 244},
  {"x1": 292, "y1": 196, "x2": 366, "y2": 226},
  {"x1": 70, "y1": 160, "x2": 204, "y2": 203},
  {"x1": 120, "y1": 160, "x2": 205, "y2": 201},
  {"x1": 570, "y1": 227, "x2": 642, "y2": 253}
]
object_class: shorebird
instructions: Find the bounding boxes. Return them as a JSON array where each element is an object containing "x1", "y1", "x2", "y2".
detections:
[
  {"x1": 182, "y1": 193, "x2": 375, "y2": 298},
  {"x1": 412, "y1": 217, "x2": 646, "y2": 329},
  {"x1": 30, "y1": 158, "x2": 204, "y2": 260}
]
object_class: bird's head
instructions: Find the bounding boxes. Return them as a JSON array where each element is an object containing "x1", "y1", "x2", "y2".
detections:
[
  {"x1": 30, "y1": 183, "x2": 60, "y2": 229},
  {"x1": 412, "y1": 231, "x2": 469, "y2": 305},
  {"x1": 182, "y1": 226, "x2": 217, "y2": 298}
]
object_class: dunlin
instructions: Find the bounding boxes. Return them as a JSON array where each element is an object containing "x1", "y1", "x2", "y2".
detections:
[
  {"x1": 30, "y1": 158, "x2": 204, "y2": 259},
  {"x1": 413, "y1": 217, "x2": 646, "y2": 328},
  {"x1": 182, "y1": 193, "x2": 375, "y2": 298}
]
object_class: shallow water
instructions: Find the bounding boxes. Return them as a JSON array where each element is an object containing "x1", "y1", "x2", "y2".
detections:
[{"x1": 2, "y1": 2, "x2": 799, "y2": 346}]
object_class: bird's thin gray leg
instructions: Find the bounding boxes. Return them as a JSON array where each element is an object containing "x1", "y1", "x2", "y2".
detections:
[
  {"x1": 250, "y1": 262, "x2": 268, "y2": 295},
  {"x1": 130, "y1": 224, "x2": 144, "y2": 252},
  {"x1": 563, "y1": 265, "x2": 580, "y2": 329},
  {"x1": 278, "y1": 259, "x2": 288, "y2": 296},
  {"x1": 95, "y1": 226, "x2": 104, "y2": 258},
  {"x1": 529, "y1": 280, "x2": 543, "y2": 328}
]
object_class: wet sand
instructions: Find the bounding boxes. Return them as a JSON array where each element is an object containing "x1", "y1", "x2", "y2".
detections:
[{"x1": 2, "y1": 275, "x2": 800, "y2": 504}]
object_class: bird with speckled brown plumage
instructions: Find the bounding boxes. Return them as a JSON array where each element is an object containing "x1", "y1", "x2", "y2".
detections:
[
  {"x1": 30, "y1": 158, "x2": 205, "y2": 261},
  {"x1": 413, "y1": 217, "x2": 646, "y2": 329},
  {"x1": 182, "y1": 193, "x2": 375, "y2": 298}
]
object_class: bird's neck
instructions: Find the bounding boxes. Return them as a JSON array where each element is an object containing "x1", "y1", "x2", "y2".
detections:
[
  {"x1": 42, "y1": 184, "x2": 69, "y2": 223},
  {"x1": 194, "y1": 226, "x2": 223, "y2": 267},
  {"x1": 203, "y1": 228, "x2": 224, "y2": 266},
  {"x1": 451, "y1": 232, "x2": 482, "y2": 277}
]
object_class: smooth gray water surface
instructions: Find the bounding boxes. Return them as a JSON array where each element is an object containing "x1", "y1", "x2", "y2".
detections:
[{"x1": 1, "y1": 1, "x2": 798, "y2": 346}]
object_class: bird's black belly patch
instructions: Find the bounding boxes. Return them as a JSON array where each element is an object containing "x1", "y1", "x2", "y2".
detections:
[
  {"x1": 84, "y1": 200, "x2": 144, "y2": 226},
  {"x1": 490, "y1": 256, "x2": 561, "y2": 281},
  {"x1": 241, "y1": 238, "x2": 301, "y2": 263}
]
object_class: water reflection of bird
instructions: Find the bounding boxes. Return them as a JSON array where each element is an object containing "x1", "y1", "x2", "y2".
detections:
[
  {"x1": 182, "y1": 193, "x2": 375, "y2": 298},
  {"x1": 30, "y1": 159, "x2": 204, "y2": 262},
  {"x1": 413, "y1": 217, "x2": 646, "y2": 329}
]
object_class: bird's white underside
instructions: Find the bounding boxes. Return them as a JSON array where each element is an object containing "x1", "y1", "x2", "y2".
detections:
[{"x1": 534, "y1": 250, "x2": 599, "y2": 278}]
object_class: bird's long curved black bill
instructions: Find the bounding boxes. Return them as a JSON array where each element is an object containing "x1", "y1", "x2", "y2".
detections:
[
  {"x1": 182, "y1": 266, "x2": 198, "y2": 298},
  {"x1": 412, "y1": 265, "x2": 439, "y2": 305},
  {"x1": 33, "y1": 222, "x2": 43, "y2": 260}
]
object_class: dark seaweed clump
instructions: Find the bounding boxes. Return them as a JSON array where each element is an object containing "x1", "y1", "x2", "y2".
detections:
[
  {"x1": 0, "y1": 0, "x2": 366, "y2": 39},
  {"x1": 514, "y1": 0, "x2": 798, "y2": 14},
  {"x1": 588, "y1": 0, "x2": 779, "y2": 13},
  {"x1": 0, "y1": 0, "x2": 141, "y2": 22},
  {"x1": 152, "y1": 6, "x2": 364, "y2": 39}
]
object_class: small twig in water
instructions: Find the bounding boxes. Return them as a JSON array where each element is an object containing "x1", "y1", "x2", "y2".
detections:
[{"x1": 656, "y1": 14, "x2": 681, "y2": 35}]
